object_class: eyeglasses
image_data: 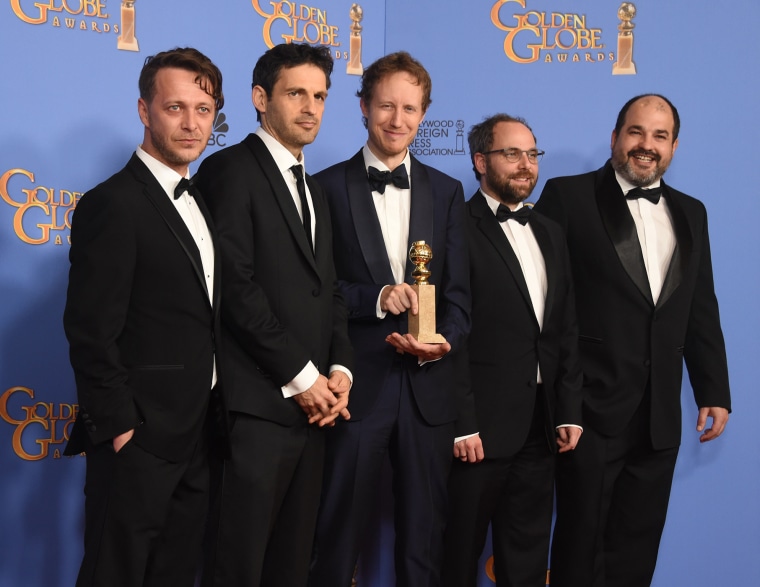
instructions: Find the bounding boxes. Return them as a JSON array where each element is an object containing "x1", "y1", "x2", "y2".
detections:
[{"x1": 481, "y1": 148, "x2": 544, "y2": 163}]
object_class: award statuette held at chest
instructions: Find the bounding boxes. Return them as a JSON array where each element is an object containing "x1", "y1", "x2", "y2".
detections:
[{"x1": 408, "y1": 240, "x2": 445, "y2": 344}]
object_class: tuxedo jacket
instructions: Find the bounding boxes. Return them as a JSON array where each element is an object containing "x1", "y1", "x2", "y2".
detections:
[
  {"x1": 458, "y1": 193, "x2": 583, "y2": 459},
  {"x1": 535, "y1": 161, "x2": 731, "y2": 449},
  {"x1": 315, "y1": 149, "x2": 470, "y2": 425},
  {"x1": 64, "y1": 154, "x2": 221, "y2": 463},
  {"x1": 194, "y1": 134, "x2": 353, "y2": 426}
]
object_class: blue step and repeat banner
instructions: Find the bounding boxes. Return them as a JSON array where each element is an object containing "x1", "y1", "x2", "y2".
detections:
[{"x1": 1, "y1": 1, "x2": 757, "y2": 585}]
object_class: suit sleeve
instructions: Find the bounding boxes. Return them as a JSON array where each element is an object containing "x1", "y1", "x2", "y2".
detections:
[
  {"x1": 683, "y1": 207, "x2": 731, "y2": 411},
  {"x1": 553, "y1": 236, "x2": 584, "y2": 427},
  {"x1": 64, "y1": 188, "x2": 142, "y2": 444},
  {"x1": 312, "y1": 181, "x2": 354, "y2": 373},
  {"x1": 195, "y1": 154, "x2": 312, "y2": 388}
]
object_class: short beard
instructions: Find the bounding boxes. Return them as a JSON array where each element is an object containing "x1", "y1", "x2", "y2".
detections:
[
  {"x1": 612, "y1": 149, "x2": 668, "y2": 187},
  {"x1": 485, "y1": 168, "x2": 535, "y2": 206},
  {"x1": 150, "y1": 129, "x2": 202, "y2": 168}
]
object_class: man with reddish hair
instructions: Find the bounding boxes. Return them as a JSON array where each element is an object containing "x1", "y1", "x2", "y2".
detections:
[{"x1": 309, "y1": 52, "x2": 470, "y2": 587}]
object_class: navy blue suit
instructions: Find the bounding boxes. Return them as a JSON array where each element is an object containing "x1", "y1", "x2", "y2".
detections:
[{"x1": 309, "y1": 150, "x2": 470, "y2": 587}]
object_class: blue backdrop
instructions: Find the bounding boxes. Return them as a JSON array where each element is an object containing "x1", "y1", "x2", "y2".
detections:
[{"x1": 1, "y1": 1, "x2": 757, "y2": 585}]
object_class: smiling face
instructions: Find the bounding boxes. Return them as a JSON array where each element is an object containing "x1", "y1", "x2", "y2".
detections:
[
  {"x1": 138, "y1": 67, "x2": 216, "y2": 175},
  {"x1": 475, "y1": 121, "x2": 538, "y2": 208},
  {"x1": 253, "y1": 63, "x2": 327, "y2": 159},
  {"x1": 361, "y1": 71, "x2": 426, "y2": 169},
  {"x1": 610, "y1": 95, "x2": 679, "y2": 187}
]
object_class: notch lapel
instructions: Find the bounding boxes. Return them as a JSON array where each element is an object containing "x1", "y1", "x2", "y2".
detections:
[{"x1": 244, "y1": 134, "x2": 318, "y2": 274}]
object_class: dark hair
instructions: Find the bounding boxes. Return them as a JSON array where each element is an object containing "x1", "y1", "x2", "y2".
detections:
[
  {"x1": 139, "y1": 47, "x2": 224, "y2": 111},
  {"x1": 614, "y1": 94, "x2": 680, "y2": 140},
  {"x1": 357, "y1": 52, "x2": 432, "y2": 127},
  {"x1": 467, "y1": 113, "x2": 534, "y2": 180},
  {"x1": 251, "y1": 43, "x2": 334, "y2": 122}
]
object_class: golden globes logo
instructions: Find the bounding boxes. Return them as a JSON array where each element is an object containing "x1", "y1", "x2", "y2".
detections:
[
  {"x1": 10, "y1": 0, "x2": 139, "y2": 50},
  {"x1": 490, "y1": 0, "x2": 613, "y2": 65},
  {"x1": 0, "y1": 168, "x2": 81, "y2": 245},
  {"x1": 0, "y1": 386, "x2": 78, "y2": 461},
  {"x1": 251, "y1": 0, "x2": 342, "y2": 52}
]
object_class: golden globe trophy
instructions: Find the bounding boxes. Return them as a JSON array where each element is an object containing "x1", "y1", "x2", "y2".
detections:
[
  {"x1": 612, "y1": 2, "x2": 637, "y2": 75},
  {"x1": 117, "y1": 0, "x2": 139, "y2": 52},
  {"x1": 347, "y1": 4, "x2": 364, "y2": 76},
  {"x1": 408, "y1": 241, "x2": 446, "y2": 344}
]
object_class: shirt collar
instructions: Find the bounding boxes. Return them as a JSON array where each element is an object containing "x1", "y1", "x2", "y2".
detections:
[
  {"x1": 362, "y1": 143, "x2": 411, "y2": 176},
  {"x1": 135, "y1": 145, "x2": 187, "y2": 200},
  {"x1": 255, "y1": 126, "x2": 304, "y2": 174},
  {"x1": 614, "y1": 169, "x2": 662, "y2": 196},
  {"x1": 480, "y1": 188, "x2": 526, "y2": 216}
]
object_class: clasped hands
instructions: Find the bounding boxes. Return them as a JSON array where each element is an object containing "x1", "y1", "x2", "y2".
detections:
[
  {"x1": 294, "y1": 370, "x2": 351, "y2": 427},
  {"x1": 380, "y1": 283, "x2": 451, "y2": 362}
]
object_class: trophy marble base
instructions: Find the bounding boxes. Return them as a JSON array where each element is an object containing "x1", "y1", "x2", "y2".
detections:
[
  {"x1": 408, "y1": 284, "x2": 446, "y2": 344},
  {"x1": 612, "y1": 62, "x2": 636, "y2": 75},
  {"x1": 118, "y1": 37, "x2": 139, "y2": 52}
]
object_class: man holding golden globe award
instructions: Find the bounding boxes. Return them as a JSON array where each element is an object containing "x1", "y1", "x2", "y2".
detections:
[{"x1": 308, "y1": 52, "x2": 471, "y2": 587}]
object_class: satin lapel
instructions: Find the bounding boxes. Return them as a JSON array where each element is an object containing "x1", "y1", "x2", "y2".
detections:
[
  {"x1": 469, "y1": 193, "x2": 533, "y2": 314},
  {"x1": 306, "y1": 174, "x2": 329, "y2": 284},
  {"x1": 193, "y1": 187, "x2": 221, "y2": 314},
  {"x1": 595, "y1": 164, "x2": 654, "y2": 305},
  {"x1": 244, "y1": 134, "x2": 317, "y2": 273},
  {"x1": 405, "y1": 156, "x2": 434, "y2": 283},
  {"x1": 657, "y1": 183, "x2": 692, "y2": 308},
  {"x1": 345, "y1": 150, "x2": 395, "y2": 285},
  {"x1": 528, "y1": 214, "x2": 556, "y2": 326},
  {"x1": 126, "y1": 155, "x2": 210, "y2": 305}
]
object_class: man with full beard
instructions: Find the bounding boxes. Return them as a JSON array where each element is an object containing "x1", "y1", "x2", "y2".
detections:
[
  {"x1": 535, "y1": 94, "x2": 732, "y2": 587},
  {"x1": 443, "y1": 114, "x2": 583, "y2": 587}
]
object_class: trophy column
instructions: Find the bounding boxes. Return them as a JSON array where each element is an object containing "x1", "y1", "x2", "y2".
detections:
[
  {"x1": 117, "y1": 0, "x2": 139, "y2": 52},
  {"x1": 612, "y1": 2, "x2": 637, "y2": 75}
]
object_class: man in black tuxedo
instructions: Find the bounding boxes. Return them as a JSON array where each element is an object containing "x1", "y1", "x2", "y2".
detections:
[
  {"x1": 535, "y1": 94, "x2": 732, "y2": 587},
  {"x1": 63, "y1": 48, "x2": 224, "y2": 586},
  {"x1": 193, "y1": 43, "x2": 353, "y2": 587},
  {"x1": 442, "y1": 114, "x2": 583, "y2": 587},
  {"x1": 308, "y1": 52, "x2": 471, "y2": 587}
]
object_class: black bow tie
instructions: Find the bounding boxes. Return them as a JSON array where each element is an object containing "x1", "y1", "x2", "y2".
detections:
[
  {"x1": 367, "y1": 164, "x2": 410, "y2": 194},
  {"x1": 174, "y1": 177, "x2": 197, "y2": 200},
  {"x1": 626, "y1": 186, "x2": 662, "y2": 205},
  {"x1": 495, "y1": 204, "x2": 532, "y2": 225}
]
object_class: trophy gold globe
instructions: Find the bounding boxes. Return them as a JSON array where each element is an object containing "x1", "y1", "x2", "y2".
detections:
[{"x1": 408, "y1": 241, "x2": 445, "y2": 343}]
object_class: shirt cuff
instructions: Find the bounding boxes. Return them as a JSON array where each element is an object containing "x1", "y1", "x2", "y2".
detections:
[
  {"x1": 454, "y1": 432, "x2": 479, "y2": 444},
  {"x1": 281, "y1": 361, "x2": 319, "y2": 398},
  {"x1": 556, "y1": 423, "x2": 584, "y2": 432},
  {"x1": 329, "y1": 364, "x2": 353, "y2": 385},
  {"x1": 376, "y1": 285, "x2": 389, "y2": 319}
]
